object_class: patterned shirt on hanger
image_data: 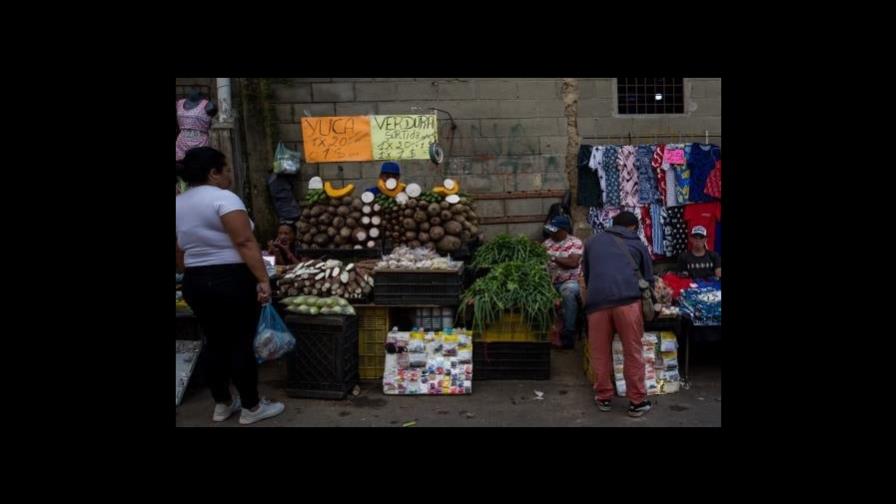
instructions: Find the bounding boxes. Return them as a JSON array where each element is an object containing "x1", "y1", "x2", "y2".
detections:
[
  {"x1": 640, "y1": 205, "x2": 654, "y2": 256},
  {"x1": 589, "y1": 146, "x2": 607, "y2": 194},
  {"x1": 674, "y1": 164, "x2": 691, "y2": 205},
  {"x1": 636, "y1": 145, "x2": 659, "y2": 204},
  {"x1": 704, "y1": 159, "x2": 722, "y2": 199},
  {"x1": 687, "y1": 143, "x2": 721, "y2": 203},
  {"x1": 665, "y1": 165, "x2": 677, "y2": 207},
  {"x1": 619, "y1": 146, "x2": 640, "y2": 208},
  {"x1": 650, "y1": 203, "x2": 665, "y2": 256},
  {"x1": 663, "y1": 205, "x2": 688, "y2": 257},
  {"x1": 652, "y1": 144, "x2": 667, "y2": 205},
  {"x1": 602, "y1": 146, "x2": 622, "y2": 208}
]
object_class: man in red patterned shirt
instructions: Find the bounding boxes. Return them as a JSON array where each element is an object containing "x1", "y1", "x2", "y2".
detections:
[{"x1": 543, "y1": 215, "x2": 584, "y2": 350}]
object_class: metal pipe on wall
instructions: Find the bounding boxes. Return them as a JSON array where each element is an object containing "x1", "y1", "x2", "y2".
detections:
[{"x1": 216, "y1": 78, "x2": 232, "y2": 122}]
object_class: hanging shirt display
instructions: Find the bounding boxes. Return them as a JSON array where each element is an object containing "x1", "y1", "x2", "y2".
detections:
[
  {"x1": 602, "y1": 146, "x2": 622, "y2": 208},
  {"x1": 650, "y1": 203, "x2": 665, "y2": 256},
  {"x1": 687, "y1": 143, "x2": 721, "y2": 203},
  {"x1": 665, "y1": 165, "x2": 677, "y2": 207},
  {"x1": 704, "y1": 159, "x2": 722, "y2": 199},
  {"x1": 619, "y1": 146, "x2": 640, "y2": 208},
  {"x1": 652, "y1": 144, "x2": 667, "y2": 204},
  {"x1": 641, "y1": 205, "x2": 654, "y2": 256},
  {"x1": 577, "y1": 144, "x2": 602, "y2": 207},
  {"x1": 674, "y1": 164, "x2": 691, "y2": 205},
  {"x1": 634, "y1": 206, "x2": 651, "y2": 252},
  {"x1": 176, "y1": 99, "x2": 213, "y2": 161},
  {"x1": 663, "y1": 205, "x2": 688, "y2": 257},
  {"x1": 589, "y1": 145, "x2": 603, "y2": 171},
  {"x1": 683, "y1": 202, "x2": 722, "y2": 251},
  {"x1": 636, "y1": 145, "x2": 659, "y2": 204},
  {"x1": 589, "y1": 146, "x2": 607, "y2": 194}
]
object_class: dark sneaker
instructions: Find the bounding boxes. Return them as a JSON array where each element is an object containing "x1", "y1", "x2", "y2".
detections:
[
  {"x1": 627, "y1": 400, "x2": 652, "y2": 417},
  {"x1": 595, "y1": 398, "x2": 612, "y2": 412}
]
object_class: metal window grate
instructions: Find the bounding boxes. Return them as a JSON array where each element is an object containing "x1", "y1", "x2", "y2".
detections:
[{"x1": 617, "y1": 78, "x2": 683, "y2": 115}]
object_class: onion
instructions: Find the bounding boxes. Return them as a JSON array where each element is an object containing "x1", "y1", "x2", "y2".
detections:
[{"x1": 406, "y1": 183, "x2": 422, "y2": 198}]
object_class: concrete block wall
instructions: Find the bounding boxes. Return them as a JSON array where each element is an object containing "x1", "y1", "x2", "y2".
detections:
[
  {"x1": 253, "y1": 78, "x2": 721, "y2": 241},
  {"x1": 175, "y1": 78, "x2": 215, "y2": 100}
]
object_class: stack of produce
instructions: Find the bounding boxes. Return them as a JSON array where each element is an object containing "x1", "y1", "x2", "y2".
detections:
[
  {"x1": 458, "y1": 260, "x2": 557, "y2": 334},
  {"x1": 374, "y1": 246, "x2": 462, "y2": 271},
  {"x1": 469, "y1": 233, "x2": 549, "y2": 268},
  {"x1": 459, "y1": 234, "x2": 557, "y2": 334},
  {"x1": 375, "y1": 178, "x2": 482, "y2": 254},
  {"x1": 279, "y1": 295, "x2": 357, "y2": 316},
  {"x1": 296, "y1": 177, "x2": 383, "y2": 250},
  {"x1": 276, "y1": 259, "x2": 377, "y2": 300}
]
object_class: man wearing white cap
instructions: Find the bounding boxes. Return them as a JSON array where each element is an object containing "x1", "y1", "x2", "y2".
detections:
[{"x1": 677, "y1": 226, "x2": 721, "y2": 279}]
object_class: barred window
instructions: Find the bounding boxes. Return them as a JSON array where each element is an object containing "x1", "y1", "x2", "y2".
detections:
[{"x1": 617, "y1": 78, "x2": 683, "y2": 115}]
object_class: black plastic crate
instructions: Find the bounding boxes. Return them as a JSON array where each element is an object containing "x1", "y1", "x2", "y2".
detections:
[
  {"x1": 373, "y1": 267, "x2": 464, "y2": 306},
  {"x1": 473, "y1": 342, "x2": 551, "y2": 380},
  {"x1": 294, "y1": 247, "x2": 382, "y2": 262},
  {"x1": 284, "y1": 314, "x2": 359, "y2": 400}
]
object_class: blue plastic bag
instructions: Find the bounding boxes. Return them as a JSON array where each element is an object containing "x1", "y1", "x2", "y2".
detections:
[{"x1": 254, "y1": 304, "x2": 296, "y2": 363}]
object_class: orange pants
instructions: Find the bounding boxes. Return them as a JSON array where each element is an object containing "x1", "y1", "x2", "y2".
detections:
[{"x1": 587, "y1": 300, "x2": 646, "y2": 404}]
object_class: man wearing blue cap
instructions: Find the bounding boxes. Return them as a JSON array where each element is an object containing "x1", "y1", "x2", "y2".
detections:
[
  {"x1": 367, "y1": 161, "x2": 401, "y2": 196},
  {"x1": 543, "y1": 214, "x2": 584, "y2": 350}
]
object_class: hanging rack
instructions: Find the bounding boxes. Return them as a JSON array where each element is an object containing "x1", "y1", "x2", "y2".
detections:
[{"x1": 584, "y1": 132, "x2": 721, "y2": 143}]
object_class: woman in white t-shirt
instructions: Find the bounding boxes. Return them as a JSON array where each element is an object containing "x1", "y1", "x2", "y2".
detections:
[{"x1": 176, "y1": 147, "x2": 285, "y2": 425}]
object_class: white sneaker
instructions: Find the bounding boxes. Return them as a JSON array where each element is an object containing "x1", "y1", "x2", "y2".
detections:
[
  {"x1": 212, "y1": 398, "x2": 242, "y2": 422},
  {"x1": 239, "y1": 398, "x2": 285, "y2": 425}
]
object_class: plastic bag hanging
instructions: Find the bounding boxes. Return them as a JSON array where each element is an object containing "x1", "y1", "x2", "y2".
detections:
[
  {"x1": 254, "y1": 304, "x2": 296, "y2": 363},
  {"x1": 272, "y1": 142, "x2": 301, "y2": 175}
]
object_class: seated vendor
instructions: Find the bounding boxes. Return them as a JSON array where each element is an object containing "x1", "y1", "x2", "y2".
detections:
[
  {"x1": 543, "y1": 215, "x2": 584, "y2": 350},
  {"x1": 266, "y1": 222, "x2": 299, "y2": 265},
  {"x1": 366, "y1": 161, "x2": 401, "y2": 196},
  {"x1": 677, "y1": 226, "x2": 721, "y2": 280}
]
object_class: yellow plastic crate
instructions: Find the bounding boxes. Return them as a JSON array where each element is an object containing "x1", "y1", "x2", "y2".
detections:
[
  {"x1": 357, "y1": 306, "x2": 389, "y2": 381},
  {"x1": 475, "y1": 311, "x2": 548, "y2": 343}
]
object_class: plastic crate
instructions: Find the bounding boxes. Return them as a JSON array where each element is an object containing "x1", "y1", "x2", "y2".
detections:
[
  {"x1": 475, "y1": 311, "x2": 548, "y2": 343},
  {"x1": 472, "y1": 342, "x2": 550, "y2": 380},
  {"x1": 373, "y1": 267, "x2": 463, "y2": 306},
  {"x1": 414, "y1": 307, "x2": 455, "y2": 332},
  {"x1": 284, "y1": 314, "x2": 359, "y2": 399},
  {"x1": 356, "y1": 306, "x2": 389, "y2": 381}
]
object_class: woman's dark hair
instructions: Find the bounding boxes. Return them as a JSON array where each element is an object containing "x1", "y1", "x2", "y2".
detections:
[
  {"x1": 612, "y1": 211, "x2": 639, "y2": 229},
  {"x1": 176, "y1": 147, "x2": 227, "y2": 185}
]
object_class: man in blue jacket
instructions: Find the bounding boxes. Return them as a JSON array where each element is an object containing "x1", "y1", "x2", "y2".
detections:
[{"x1": 583, "y1": 211, "x2": 654, "y2": 417}]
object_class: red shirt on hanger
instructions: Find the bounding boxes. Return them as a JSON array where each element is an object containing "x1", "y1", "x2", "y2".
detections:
[{"x1": 683, "y1": 202, "x2": 722, "y2": 251}]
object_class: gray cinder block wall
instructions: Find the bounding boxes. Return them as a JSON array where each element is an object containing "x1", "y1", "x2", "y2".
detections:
[{"x1": 179, "y1": 78, "x2": 721, "y2": 241}]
